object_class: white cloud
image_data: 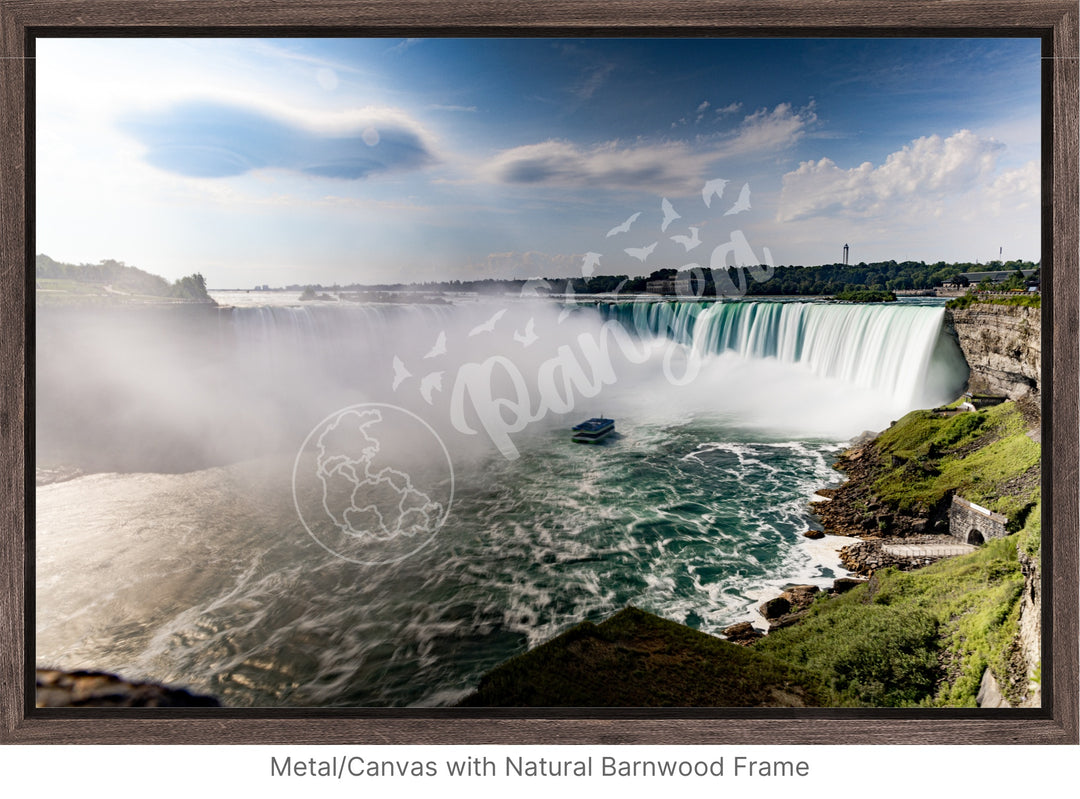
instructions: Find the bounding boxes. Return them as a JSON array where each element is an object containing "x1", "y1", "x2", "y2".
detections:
[
  {"x1": 714, "y1": 101, "x2": 742, "y2": 117},
  {"x1": 119, "y1": 98, "x2": 441, "y2": 180},
  {"x1": 984, "y1": 161, "x2": 1040, "y2": 215},
  {"x1": 778, "y1": 129, "x2": 1007, "y2": 222},
  {"x1": 721, "y1": 102, "x2": 817, "y2": 158},
  {"x1": 388, "y1": 38, "x2": 423, "y2": 54},
  {"x1": 481, "y1": 103, "x2": 815, "y2": 193},
  {"x1": 479, "y1": 139, "x2": 708, "y2": 194}
]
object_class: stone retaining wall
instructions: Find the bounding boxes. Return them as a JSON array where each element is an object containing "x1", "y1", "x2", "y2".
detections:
[{"x1": 948, "y1": 496, "x2": 1008, "y2": 544}]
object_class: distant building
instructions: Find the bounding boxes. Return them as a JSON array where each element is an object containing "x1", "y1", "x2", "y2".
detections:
[
  {"x1": 646, "y1": 278, "x2": 678, "y2": 295},
  {"x1": 959, "y1": 269, "x2": 1036, "y2": 285}
]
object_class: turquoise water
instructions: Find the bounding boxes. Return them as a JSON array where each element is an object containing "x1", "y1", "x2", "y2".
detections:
[{"x1": 35, "y1": 298, "x2": 967, "y2": 706}]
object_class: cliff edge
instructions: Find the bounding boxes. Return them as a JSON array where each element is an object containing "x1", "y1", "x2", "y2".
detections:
[{"x1": 946, "y1": 303, "x2": 1040, "y2": 399}]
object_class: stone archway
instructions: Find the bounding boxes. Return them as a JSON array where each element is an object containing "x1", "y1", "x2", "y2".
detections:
[{"x1": 967, "y1": 527, "x2": 985, "y2": 545}]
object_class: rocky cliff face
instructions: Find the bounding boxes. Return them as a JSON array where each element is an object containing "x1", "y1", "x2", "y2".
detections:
[
  {"x1": 946, "y1": 305, "x2": 1040, "y2": 399},
  {"x1": 1014, "y1": 548, "x2": 1042, "y2": 707}
]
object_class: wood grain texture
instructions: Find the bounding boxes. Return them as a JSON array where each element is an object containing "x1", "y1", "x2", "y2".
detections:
[
  {"x1": 0, "y1": 0, "x2": 29, "y2": 743},
  {"x1": 0, "y1": 0, "x2": 1076, "y2": 30},
  {"x1": 1, "y1": 0, "x2": 1077, "y2": 746},
  {"x1": 1047, "y1": 3, "x2": 1080, "y2": 743}
]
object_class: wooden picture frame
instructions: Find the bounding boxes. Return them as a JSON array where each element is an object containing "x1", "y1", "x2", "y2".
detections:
[{"x1": 1, "y1": 0, "x2": 1076, "y2": 744}]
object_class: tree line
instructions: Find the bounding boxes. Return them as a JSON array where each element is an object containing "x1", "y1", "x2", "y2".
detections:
[
  {"x1": 36, "y1": 254, "x2": 211, "y2": 301},
  {"x1": 351, "y1": 259, "x2": 1040, "y2": 297}
]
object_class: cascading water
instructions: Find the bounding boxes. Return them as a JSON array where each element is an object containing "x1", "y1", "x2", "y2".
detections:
[
  {"x1": 36, "y1": 296, "x2": 969, "y2": 706},
  {"x1": 599, "y1": 300, "x2": 966, "y2": 409}
]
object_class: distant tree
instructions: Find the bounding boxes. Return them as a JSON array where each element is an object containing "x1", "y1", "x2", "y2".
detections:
[{"x1": 170, "y1": 273, "x2": 211, "y2": 301}]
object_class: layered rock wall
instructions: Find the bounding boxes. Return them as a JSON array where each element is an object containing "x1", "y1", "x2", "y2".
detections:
[{"x1": 946, "y1": 305, "x2": 1040, "y2": 399}]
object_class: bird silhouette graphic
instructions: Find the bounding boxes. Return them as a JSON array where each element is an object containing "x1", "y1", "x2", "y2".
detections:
[
  {"x1": 581, "y1": 252, "x2": 602, "y2": 277},
  {"x1": 420, "y1": 371, "x2": 444, "y2": 404},
  {"x1": 513, "y1": 317, "x2": 539, "y2": 347},
  {"x1": 423, "y1": 330, "x2": 447, "y2": 359},
  {"x1": 391, "y1": 356, "x2": 412, "y2": 391},
  {"x1": 468, "y1": 308, "x2": 507, "y2": 336},
  {"x1": 606, "y1": 212, "x2": 641, "y2": 237},
  {"x1": 724, "y1": 183, "x2": 751, "y2": 216},
  {"x1": 670, "y1": 226, "x2": 702, "y2": 252},
  {"x1": 660, "y1": 198, "x2": 681, "y2": 232},
  {"x1": 624, "y1": 241, "x2": 658, "y2": 262},
  {"x1": 558, "y1": 282, "x2": 577, "y2": 323},
  {"x1": 701, "y1": 178, "x2": 729, "y2": 208}
]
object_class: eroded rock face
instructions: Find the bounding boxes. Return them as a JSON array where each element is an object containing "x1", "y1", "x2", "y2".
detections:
[
  {"x1": 1014, "y1": 548, "x2": 1042, "y2": 707},
  {"x1": 946, "y1": 305, "x2": 1040, "y2": 399},
  {"x1": 36, "y1": 669, "x2": 220, "y2": 707}
]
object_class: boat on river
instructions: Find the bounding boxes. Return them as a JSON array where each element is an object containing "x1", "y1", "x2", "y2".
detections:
[{"x1": 571, "y1": 417, "x2": 615, "y2": 444}]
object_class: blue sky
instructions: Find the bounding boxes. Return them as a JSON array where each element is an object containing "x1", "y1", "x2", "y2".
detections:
[{"x1": 36, "y1": 37, "x2": 1041, "y2": 287}]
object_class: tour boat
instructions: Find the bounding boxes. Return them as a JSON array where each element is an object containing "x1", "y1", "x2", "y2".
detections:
[{"x1": 571, "y1": 417, "x2": 615, "y2": 444}]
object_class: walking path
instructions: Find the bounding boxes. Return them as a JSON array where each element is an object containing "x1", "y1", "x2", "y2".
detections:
[{"x1": 882, "y1": 542, "x2": 977, "y2": 558}]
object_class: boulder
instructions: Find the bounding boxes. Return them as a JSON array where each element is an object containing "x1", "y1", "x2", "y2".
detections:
[
  {"x1": 36, "y1": 669, "x2": 220, "y2": 708},
  {"x1": 831, "y1": 577, "x2": 868, "y2": 594},
  {"x1": 783, "y1": 584, "x2": 820, "y2": 610},
  {"x1": 768, "y1": 611, "x2": 809, "y2": 631},
  {"x1": 759, "y1": 596, "x2": 791, "y2": 620},
  {"x1": 803, "y1": 529, "x2": 825, "y2": 540},
  {"x1": 722, "y1": 621, "x2": 763, "y2": 645}
]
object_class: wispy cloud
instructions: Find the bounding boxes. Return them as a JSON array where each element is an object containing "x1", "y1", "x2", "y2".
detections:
[
  {"x1": 483, "y1": 103, "x2": 815, "y2": 193},
  {"x1": 120, "y1": 99, "x2": 439, "y2": 180},
  {"x1": 573, "y1": 62, "x2": 616, "y2": 101},
  {"x1": 778, "y1": 129, "x2": 1006, "y2": 222},
  {"x1": 479, "y1": 139, "x2": 709, "y2": 194},
  {"x1": 714, "y1": 101, "x2": 742, "y2": 117},
  {"x1": 388, "y1": 38, "x2": 423, "y2": 54},
  {"x1": 428, "y1": 104, "x2": 478, "y2": 113},
  {"x1": 246, "y1": 41, "x2": 368, "y2": 77},
  {"x1": 718, "y1": 102, "x2": 816, "y2": 157}
]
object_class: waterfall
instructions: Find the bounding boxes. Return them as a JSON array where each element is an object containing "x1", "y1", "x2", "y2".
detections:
[
  {"x1": 36, "y1": 297, "x2": 969, "y2": 473},
  {"x1": 600, "y1": 300, "x2": 967, "y2": 407}
]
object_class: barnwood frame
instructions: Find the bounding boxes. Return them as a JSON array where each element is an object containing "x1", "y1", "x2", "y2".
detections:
[{"x1": 1, "y1": 0, "x2": 1076, "y2": 744}]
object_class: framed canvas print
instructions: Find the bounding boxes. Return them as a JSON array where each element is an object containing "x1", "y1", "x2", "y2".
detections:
[{"x1": 1, "y1": 0, "x2": 1076, "y2": 745}]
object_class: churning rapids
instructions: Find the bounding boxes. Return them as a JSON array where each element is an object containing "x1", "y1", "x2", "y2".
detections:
[{"x1": 36, "y1": 296, "x2": 968, "y2": 706}]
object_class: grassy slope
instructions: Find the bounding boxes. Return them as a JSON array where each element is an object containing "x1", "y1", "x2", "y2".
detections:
[
  {"x1": 461, "y1": 533, "x2": 1029, "y2": 707},
  {"x1": 871, "y1": 402, "x2": 1040, "y2": 532},
  {"x1": 459, "y1": 607, "x2": 836, "y2": 707},
  {"x1": 755, "y1": 536, "x2": 1027, "y2": 707},
  {"x1": 946, "y1": 293, "x2": 1041, "y2": 310},
  {"x1": 760, "y1": 402, "x2": 1039, "y2": 706},
  {"x1": 461, "y1": 403, "x2": 1040, "y2": 708}
]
